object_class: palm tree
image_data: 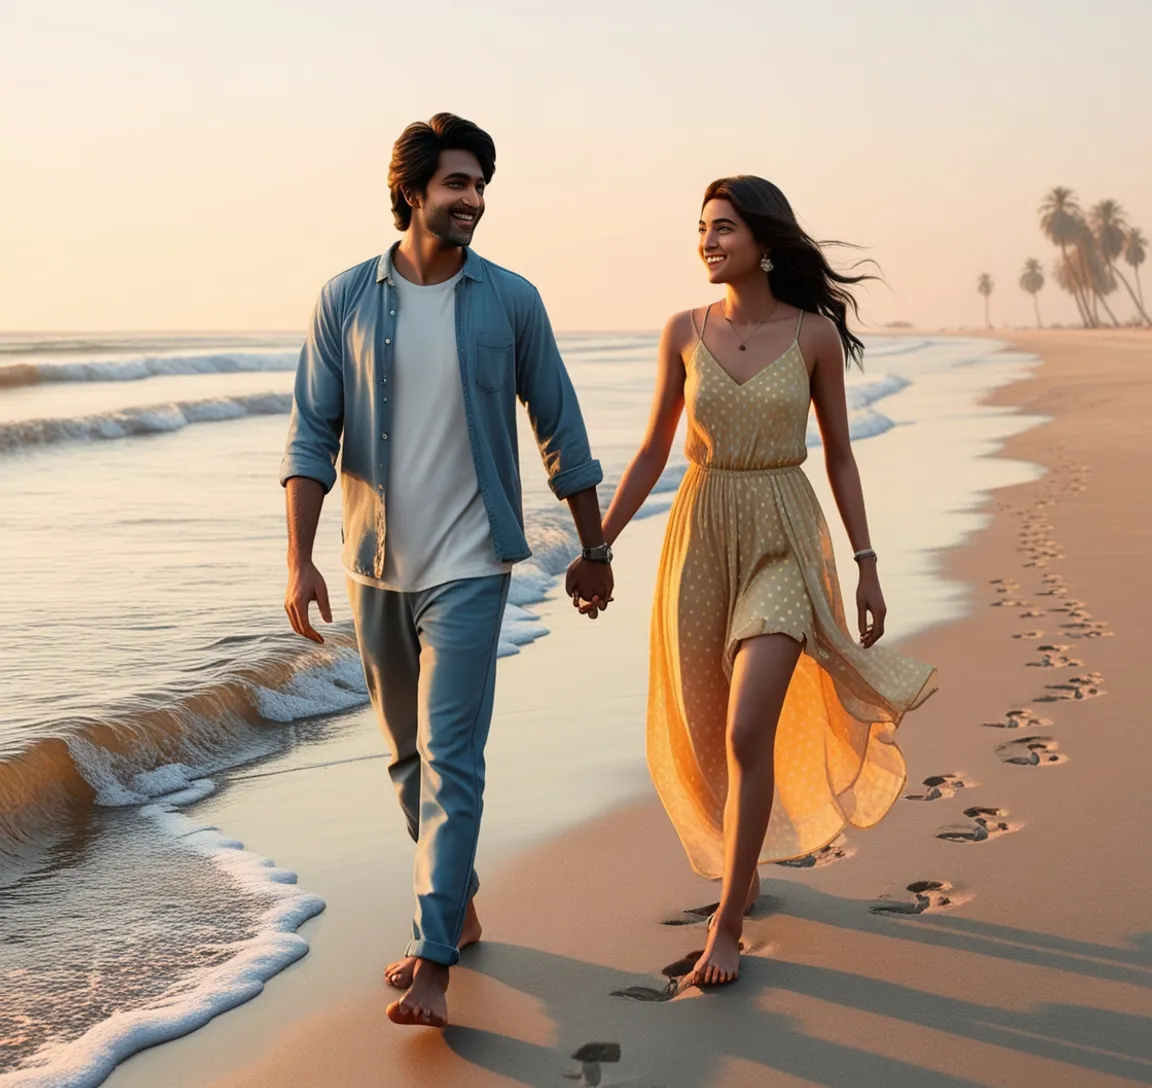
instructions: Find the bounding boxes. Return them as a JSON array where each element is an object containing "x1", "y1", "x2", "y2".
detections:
[
  {"x1": 1090, "y1": 200, "x2": 1150, "y2": 325},
  {"x1": 1019, "y1": 258, "x2": 1045, "y2": 328},
  {"x1": 977, "y1": 273, "x2": 994, "y2": 328},
  {"x1": 1040, "y1": 187, "x2": 1094, "y2": 325},
  {"x1": 1075, "y1": 219, "x2": 1121, "y2": 326},
  {"x1": 1126, "y1": 227, "x2": 1147, "y2": 310}
]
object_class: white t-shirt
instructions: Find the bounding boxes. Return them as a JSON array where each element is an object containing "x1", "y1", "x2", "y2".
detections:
[{"x1": 369, "y1": 268, "x2": 511, "y2": 592}]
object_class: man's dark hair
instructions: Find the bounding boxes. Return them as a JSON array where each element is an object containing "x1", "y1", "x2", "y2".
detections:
[{"x1": 388, "y1": 113, "x2": 496, "y2": 231}]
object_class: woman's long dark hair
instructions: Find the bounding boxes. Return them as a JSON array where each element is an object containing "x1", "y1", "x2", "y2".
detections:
[{"x1": 703, "y1": 176, "x2": 876, "y2": 368}]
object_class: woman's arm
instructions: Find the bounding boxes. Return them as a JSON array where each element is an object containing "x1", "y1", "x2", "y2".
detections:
[
  {"x1": 808, "y1": 316, "x2": 886, "y2": 646},
  {"x1": 601, "y1": 311, "x2": 691, "y2": 546}
]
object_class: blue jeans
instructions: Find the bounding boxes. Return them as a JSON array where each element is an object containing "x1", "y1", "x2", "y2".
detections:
[{"x1": 347, "y1": 573, "x2": 510, "y2": 967}]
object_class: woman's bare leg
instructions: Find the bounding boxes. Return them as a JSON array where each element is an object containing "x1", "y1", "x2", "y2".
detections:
[{"x1": 691, "y1": 633, "x2": 801, "y2": 986}]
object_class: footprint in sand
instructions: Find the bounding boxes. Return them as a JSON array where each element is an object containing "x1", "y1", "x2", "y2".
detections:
[
  {"x1": 1013, "y1": 629, "x2": 1046, "y2": 640},
  {"x1": 1039, "y1": 685, "x2": 1106, "y2": 702},
  {"x1": 936, "y1": 806, "x2": 1019, "y2": 844},
  {"x1": 982, "y1": 707, "x2": 1053, "y2": 730},
  {"x1": 775, "y1": 835, "x2": 855, "y2": 869},
  {"x1": 996, "y1": 736, "x2": 1068, "y2": 766},
  {"x1": 1028, "y1": 651, "x2": 1085, "y2": 669},
  {"x1": 870, "y1": 880, "x2": 970, "y2": 915},
  {"x1": 990, "y1": 578, "x2": 1020, "y2": 589},
  {"x1": 1019, "y1": 609, "x2": 1047, "y2": 618},
  {"x1": 991, "y1": 598, "x2": 1029, "y2": 608},
  {"x1": 1036, "y1": 671, "x2": 1106, "y2": 702},
  {"x1": 563, "y1": 1042, "x2": 623, "y2": 1085},
  {"x1": 903, "y1": 773, "x2": 975, "y2": 801},
  {"x1": 660, "y1": 894, "x2": 771, "y2": 928},
  {"x1": 1063, "y1": 619, "x2": 1114, "y2": 639}
]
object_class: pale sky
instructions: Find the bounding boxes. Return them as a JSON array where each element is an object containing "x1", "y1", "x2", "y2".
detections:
[{"x1": 2, "y1": 0, "x2": 1150, "y2": 333}]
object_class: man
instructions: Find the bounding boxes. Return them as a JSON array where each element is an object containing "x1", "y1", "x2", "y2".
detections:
[{"x1": 280, "y1": 113, "x2": 613, "y2": 1028}]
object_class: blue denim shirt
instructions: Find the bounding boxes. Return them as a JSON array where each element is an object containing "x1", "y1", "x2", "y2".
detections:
[{"x1": 280, "y1": 245, "x2": 603, "y2": 579}]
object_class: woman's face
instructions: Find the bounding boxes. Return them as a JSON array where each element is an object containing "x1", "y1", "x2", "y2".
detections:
[{"x1": 699, "y1": 198, "x2": 763, "y2": 284}]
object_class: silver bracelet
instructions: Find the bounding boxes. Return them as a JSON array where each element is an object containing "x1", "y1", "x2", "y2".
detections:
[{"x1": 853, "y1": 548, "x2": 877, "y2": 563}]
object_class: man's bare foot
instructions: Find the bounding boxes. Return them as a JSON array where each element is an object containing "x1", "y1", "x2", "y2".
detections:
[
  {"x1": 384, "y1": 898, "x2": 482, "y2": 990},
  {"x1": 385, "y1": 958, "x2": 449, "y2": 1028},
  {"x1": 690, "y1": 917, "x2": 742, "y2": 987}
]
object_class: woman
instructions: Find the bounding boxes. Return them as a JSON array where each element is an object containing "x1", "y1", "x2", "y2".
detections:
[{"x1": 599, "y1": 176, "x2": 937, "y2": 986}]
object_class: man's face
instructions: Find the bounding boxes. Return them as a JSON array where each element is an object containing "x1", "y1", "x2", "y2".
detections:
[{"x1": 409, "y1": 149, "x2": 486, "y2": 246}]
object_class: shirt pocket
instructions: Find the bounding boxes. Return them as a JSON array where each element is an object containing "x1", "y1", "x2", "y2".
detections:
[{"x1": 475, "y1": 336, "x2": 514, "y2": 393}]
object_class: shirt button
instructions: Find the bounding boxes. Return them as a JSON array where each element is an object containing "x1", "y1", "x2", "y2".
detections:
[
  {"x1": 385, "y1": 338, "x2": 391, "y2": 345},
  {"x1": 390, "y1": 310, "x2": 396, "y2": 316},
  {"x1": 383, "y1": 396, "x2": 388, "y2": 403},
  {"x1": 382, "y1": 377, "x2": 388, "y2": 384},
  {"x1": 381, "y1": 432, "x2": 388, "y2": 440}
]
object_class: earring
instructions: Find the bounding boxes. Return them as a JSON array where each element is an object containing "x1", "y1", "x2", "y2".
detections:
[{"x1": 760, "y1": 254, "x2": 774, "y2": 273}]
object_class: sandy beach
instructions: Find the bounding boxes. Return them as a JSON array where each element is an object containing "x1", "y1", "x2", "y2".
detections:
[{"x1": 101, "y1": 329, "x2": 1152, "y2": 1088}]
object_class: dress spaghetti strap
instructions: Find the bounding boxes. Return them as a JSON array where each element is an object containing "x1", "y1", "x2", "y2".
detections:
[
  {"x1": 690, "y1": 304, "x2": 712, "y2": 349},
  {"x1": 795, "y1": 309, "x2": 804, "y2": 341}
]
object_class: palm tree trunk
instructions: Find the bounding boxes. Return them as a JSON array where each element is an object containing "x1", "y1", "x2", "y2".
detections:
[
  {"x1": 1033, "y1": 293, "x2": 1042, "y2": 329},
  {"x1": 1109, "y1": 262, "x2": 1151, "y2": 325},
  {"x1": 1061, "y1": 245, "x2": 1094, "y2": 326},
  {"x1": 1136, "y1": 268, "x2": 1145, "y2": 309},
  {"x1": 1095, "y1": 289, "x2": 1121, "y2": 327},
  {"x1": 984, "y1": 296, "x2": 990, "y2": 328}
]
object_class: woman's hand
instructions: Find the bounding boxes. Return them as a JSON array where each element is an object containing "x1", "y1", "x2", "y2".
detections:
[{"x1": 855, "y1": 562, "x2": 886, "y2": 648}]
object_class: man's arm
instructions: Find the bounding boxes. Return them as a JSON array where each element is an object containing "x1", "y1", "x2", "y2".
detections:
[
  {"x1": 514, "y1": 286, "x2": 613, "y2": 613},
  {"x1": 281, "y1": 279, "x2": 345, "y2": 643},
  {"x1": 280, "y1": 279, "x2": 345, "y2": 493},
  {"x1": 514, "y1": 285, "x2": 604, "y2": 503},
  {"x1": 284, "y1": 477, "x2": 332, "y2": 643}
]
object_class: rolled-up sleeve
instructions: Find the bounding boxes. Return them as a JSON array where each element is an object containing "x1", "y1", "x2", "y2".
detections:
[
  {"x1": 514, "y1": 287, "x2": 603, "y2": 500},
  {"x1": 280, "y1": 279, "x2": 344, "y2": 492}
]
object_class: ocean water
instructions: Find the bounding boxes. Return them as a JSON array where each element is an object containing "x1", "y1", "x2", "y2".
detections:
[{"x1": 0, "y1": 329, "x2": 1044, "y2": 1085}]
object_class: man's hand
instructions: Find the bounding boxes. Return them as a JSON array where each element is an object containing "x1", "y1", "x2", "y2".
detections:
[
  {"x1": 285, "y1": 560, "x2": 333, "y2": 644},
  {"x1": 566, "y1": 557, "x2": 614, "y2": 620}
]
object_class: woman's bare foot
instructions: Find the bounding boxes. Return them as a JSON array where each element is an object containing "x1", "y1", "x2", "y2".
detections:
[
  {"x1": 384, "y1": 898, "x2": 482, "y2": 990},
  {"x1": 385, "y1": 958, "x2": 449, "y2": 1028},
  {"x1": 690, "y1": 916, "x2": 742, "y2": 986},
  {"x1": 686, "y1": 870, "x2": 757, "y2": 986}
]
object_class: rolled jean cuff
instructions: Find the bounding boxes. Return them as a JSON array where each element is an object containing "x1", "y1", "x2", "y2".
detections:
[{"x1": 405, "y1": 937, "x2": 459, "y2": 968}]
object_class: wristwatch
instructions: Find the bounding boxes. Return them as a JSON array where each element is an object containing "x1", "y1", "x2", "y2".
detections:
[{"x1": 582, "y1": 543, "x2": 613, "y2": 564}]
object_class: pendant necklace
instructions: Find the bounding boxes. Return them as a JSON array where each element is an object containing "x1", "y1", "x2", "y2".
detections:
[{"x1": 722, "y1": 298, "x2": 780, "y2": 350}]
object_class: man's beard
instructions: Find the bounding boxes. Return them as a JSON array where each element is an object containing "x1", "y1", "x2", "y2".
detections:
[{"x1": 425, "y1": 204, "x2": 479, "y2": 247}]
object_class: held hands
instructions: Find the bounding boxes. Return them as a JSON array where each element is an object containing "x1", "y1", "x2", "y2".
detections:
[
  {"x1": 855, "y1": 561, "x2": 886, "y2": 648},
  {"x1": 285, "y1": 559, "x2": 332, "y2": 644},
  {"x1": 566, "y1": 556, "x2": 614, "y2": 620}
]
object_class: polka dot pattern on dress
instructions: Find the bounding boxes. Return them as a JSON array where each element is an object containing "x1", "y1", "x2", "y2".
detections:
[{"x1": 647, "y1": 315, "x2": 938, "y2": 877}]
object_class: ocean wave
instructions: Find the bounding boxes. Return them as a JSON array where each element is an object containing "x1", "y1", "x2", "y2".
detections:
[
  {"x1": 0, "y1": 392, "x2": 293, "y2": 453},
  {"x1": 859, "y1": 337, "x2": 934, "y2": 359},
  {"x1": 845, "y1": 373, "x2": 910, "y2": 409},
  {"x1": 0, "y1": 600, "x2": 548, "y2": 870},
  {"x1": 0, "y1": 350, "x2": 298, "y2": 389},
  {"x1": 0, "y1": 635, "x2": 362, "y2": 872},
  {"x1": 3, "y1": 777, "x2": 325, "y2": 1088}
]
